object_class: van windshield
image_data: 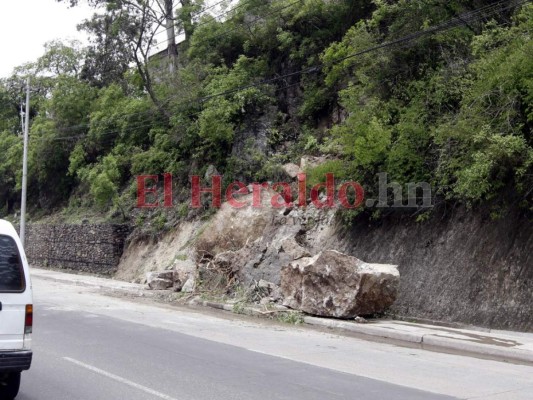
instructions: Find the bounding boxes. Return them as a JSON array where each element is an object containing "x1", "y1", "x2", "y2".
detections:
[{"x1": 0, "y1": 234, "x2": 25, "y2": 292}]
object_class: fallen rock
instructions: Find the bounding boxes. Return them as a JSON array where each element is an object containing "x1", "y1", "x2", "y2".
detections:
[
  {"x1": 257, "y1": 279, "x2": 278, "y2": 291},
  {"x1": 181, "y1": 277, "x2": 196, "y2": 293},
  {"x1": 149, "y1": 271, "x2": 174, "y2": 281},
  {"x1": 260, "y1": 297, "x2": 273, "y2": 306},
  {"x1": 256, "y1": 280, "x2": 283, "y2": 303},
  {"x1": 213, "y1": 251, "x2": 238, "y2": 270},
  {"x1": 173, "y1": 258, "x2": 196, "y2": 286},
  {"x1": 173, "y1": 279, "x2": 184, "y2": 292},
  {"x1": 204, "y1": 164, "x2": 220, "y2": 181},
  {"x1": 300, "y1": 156, "x2": 327, "y2": 171},
  {"x1": 146, "y1": 271, "x2": 174, "y2": 290},
  {"x1": 148, "y1": 278, "x2": 173, "y2": 290},
  {"x1": 281, "y1": 237, "x2": 311, "y2": 260},
  {"x1": 281, "y1": 250, "x2": 399, "y2": 318},
  {"x1": 282, "y1": 163, "x2": 302, "y2": 178}
]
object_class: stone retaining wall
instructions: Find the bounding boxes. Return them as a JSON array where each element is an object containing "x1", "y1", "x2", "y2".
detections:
[{"x1": 25, "y1": 224, "x2": 130, "y2": 275}]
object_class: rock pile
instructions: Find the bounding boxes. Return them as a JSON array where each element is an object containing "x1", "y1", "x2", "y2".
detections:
[
  {"x1": 146, "y1": 257, "x2": 197, "y2": 292},
  {"x1": 146, "y1": 271, "x2": 174, "y2": 290}
]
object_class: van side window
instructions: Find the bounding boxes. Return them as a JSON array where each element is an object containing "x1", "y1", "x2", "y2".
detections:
[{"x1": 0, "y1": 235, "x2": 25, "y2": 292}]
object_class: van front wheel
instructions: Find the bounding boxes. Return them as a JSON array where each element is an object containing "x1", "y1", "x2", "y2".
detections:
[{"x1": 0, "y1": 372, "x2": 21, "y2": 399}]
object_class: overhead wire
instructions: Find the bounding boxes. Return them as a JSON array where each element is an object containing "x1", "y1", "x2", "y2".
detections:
[
  {"x1": 33, "y1": 78, "x2": 307, "y2": 149},
  {"x1": 30, "y1": 0, "x2": 303, "y2": 137},
  {"x1": 22, "y1": 0, "x2": 304, "y2": 143},
  {"x1": 153, "y1": 0, "x2": 301, "y2": 49},
  {"x1": 23, "y1": 0, "x2": 529, "y2": 146},
  {"x1": 28, "y1": 0, "x2": 525, "y2": 145},
  {"x1": 152, "y1": 0, "x2": 254, "y2": 41}
]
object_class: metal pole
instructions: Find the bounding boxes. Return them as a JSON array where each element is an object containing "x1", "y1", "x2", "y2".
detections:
[
  {"x1": 20, "y1": 78, "x2": 30, "y2": 246},
  {"x1": 20, "y1": 104, "x2": 24, "y2": 136}
]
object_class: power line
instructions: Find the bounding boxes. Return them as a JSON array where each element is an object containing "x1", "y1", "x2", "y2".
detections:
[
  {"x1": 199, "y1": 0, "x2": 302, "y2": 44},
  {"x1": 28, "y1": 0, "x2": 305, "y2": 137},
  {"x1": 189, "y1": 0, "x2": 255, "y2": 30},
  {"x1": 25, "y1": 0, "x2": 529, "y2": 145},
  {"x1": 153, "y1": 0, "x2": 253, "y2": 40},
  {"x1": 195, "y1": 0, "x2": 233, "y2": 17},
  {"x1": 332, "y1": 0, "x2": 525, "y2": 65},
  {"x1": 30, "y1": 0, "x2": 524, "y2": 144},
  {"x1": 151, "y1": 0, "x2": 531, "y2": 114},
  {"x1": 41, "y1": 0, "x2": 303, "y2": 137},
  {"x1": 29, "y1": 79, "x2": 305, "y2": 148},
  {"x1": 154, "y1": 0, "x2": 300, "y2": 49}
]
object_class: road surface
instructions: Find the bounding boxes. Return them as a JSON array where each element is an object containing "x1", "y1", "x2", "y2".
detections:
[{"x1": 17, "y1": 275, "x2": 533, "y2": 400}]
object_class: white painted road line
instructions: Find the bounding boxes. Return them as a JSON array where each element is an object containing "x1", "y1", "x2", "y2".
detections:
[{"x1": 63, "y1": 357, "x2": 179, "y2": 400}]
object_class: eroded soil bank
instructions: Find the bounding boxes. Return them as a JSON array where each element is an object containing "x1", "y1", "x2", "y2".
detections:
[{"x1": 116, "y1": 200, "x2": 532, "y2": 332}]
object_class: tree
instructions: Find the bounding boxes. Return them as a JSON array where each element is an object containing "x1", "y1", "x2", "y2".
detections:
[
  {"x1": 57, "y1": 0, "x2": 203, "y2": 115},
  {"x1": 0, "y1": 84, "x2": 21, "y2": 134},
  {"x1": 36, "y1": 40, "x2": 85, "y2": 77},
  {"x1": 0, "y1": 130, "x2": 23, "y2": 214},
  {"x1": 78, "y1": 14, "x2": 133, "y2": 87}
]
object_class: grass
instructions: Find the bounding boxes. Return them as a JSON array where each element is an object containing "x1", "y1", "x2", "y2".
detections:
[
  {"x1": 232, "y1": 301, "x2": 247, "y2": 314},
  {"x1": 276, "y1": 311, "x2": 305, "y2": 325}
]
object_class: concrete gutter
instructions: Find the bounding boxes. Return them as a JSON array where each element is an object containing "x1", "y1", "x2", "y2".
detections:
[
  {"x1": 302, "y1": 317, "x2": 533, "y2": 365},
  {"x1": 31, "y1": 268, "x2": 533, "y2": 365}
]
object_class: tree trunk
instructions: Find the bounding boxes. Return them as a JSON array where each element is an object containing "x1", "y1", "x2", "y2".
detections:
[
  {"x1": 164, "y1": 0, "x2": 178, "y2": 74},
  {"x1": 180, "y1": 0, "x2": 194, "y2": 41}
]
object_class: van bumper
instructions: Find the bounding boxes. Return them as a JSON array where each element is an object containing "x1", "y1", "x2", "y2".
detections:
[{"x1": 0, "y1": 351, "x2": 32, "y2": 372}]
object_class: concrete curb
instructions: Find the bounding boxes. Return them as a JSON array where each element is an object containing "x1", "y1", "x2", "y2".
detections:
[
  {"x1": 189, "y1": 301, "x2": 533, "y2": 365},
  {"x1": 304, "y1": 316, "x2": 533, "y2": 365},
  {"x1": 303, "y1": 316, "x2": 423, "y2": 344},
  {"x1": 32, "y1": 269, "x2": 533, "y2": 365},
  {"x1": 421, "y1": 334, "x2": 533, "y2": 364}
]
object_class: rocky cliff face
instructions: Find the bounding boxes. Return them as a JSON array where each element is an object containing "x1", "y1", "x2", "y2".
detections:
[
  {"x1": 116, "y1": 190, "x2": 532, "y2": 332},
  {"x1": 326, "y1": 207, "x2": 533, "y2": 332}
]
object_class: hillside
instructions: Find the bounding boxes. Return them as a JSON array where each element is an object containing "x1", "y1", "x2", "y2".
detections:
[
  {"x1": 0, "y1": 0, "x2": 531, "y2": 329},
  {"x1": 0, "y1": 0, "x2": 530, "y2": 221}
]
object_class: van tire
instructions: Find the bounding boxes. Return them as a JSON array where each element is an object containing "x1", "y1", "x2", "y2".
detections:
[{"x1": 0, "y1": 372, "x2": 21, "y2": 399}]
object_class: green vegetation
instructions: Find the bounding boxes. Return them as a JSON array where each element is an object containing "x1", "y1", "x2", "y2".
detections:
[
  {"x1": 276, "y1": 311, "x2": 305, "y2": 325},
  {"x1": 0, "y1": 0, "x2": 531, "y2": 223}
]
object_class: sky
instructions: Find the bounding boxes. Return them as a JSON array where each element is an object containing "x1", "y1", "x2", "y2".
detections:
[
  {"x1": 0, "y1": 0, "x2": 227, "y2": 79},
  {"x1": 0, "y1": 0, "x2": 93, "y2": 78}
]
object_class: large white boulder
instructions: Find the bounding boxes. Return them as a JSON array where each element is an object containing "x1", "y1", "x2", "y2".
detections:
[{"x1": 281, "y1": 250, "x2": 399, "y2": 318}]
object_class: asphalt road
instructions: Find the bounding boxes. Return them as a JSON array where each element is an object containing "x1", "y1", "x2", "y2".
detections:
[{"x1": 16, "y1": 276, "x2": 533, "y2": 400}]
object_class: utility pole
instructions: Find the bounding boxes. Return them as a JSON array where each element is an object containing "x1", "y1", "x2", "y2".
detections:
[
  {"x1": 20, "y1": 104, "x2": 24, "y2": 136},
  {"x1": 20, "y1": 78, "x2": 30, "y2": 246}
]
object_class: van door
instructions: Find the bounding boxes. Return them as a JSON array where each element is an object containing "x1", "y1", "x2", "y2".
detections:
[{"x1": 0, "y1": 234, "x2": 29, "y2": 351}]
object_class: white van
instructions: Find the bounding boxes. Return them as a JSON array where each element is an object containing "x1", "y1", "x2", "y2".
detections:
[{"x1": 0, "y1": 220, "x2": 33, "y2": 399}]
